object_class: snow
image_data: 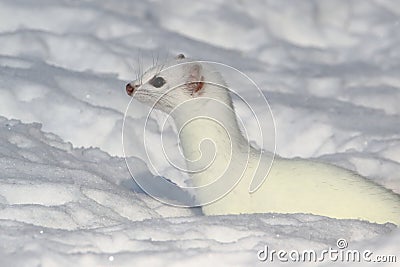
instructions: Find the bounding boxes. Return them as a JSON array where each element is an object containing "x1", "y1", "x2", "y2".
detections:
[{"x1": 0, "y1": 0, "x2": 399, "y2": 266}]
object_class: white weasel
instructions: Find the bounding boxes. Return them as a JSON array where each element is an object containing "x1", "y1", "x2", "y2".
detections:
[{"x1": 126, "y1": 55, "x2": 400, "y2": 225}]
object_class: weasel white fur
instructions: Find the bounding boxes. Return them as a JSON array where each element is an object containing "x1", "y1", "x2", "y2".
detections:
[{"x1": 126, "y1": 55, "x2": 400, "y2": 225}]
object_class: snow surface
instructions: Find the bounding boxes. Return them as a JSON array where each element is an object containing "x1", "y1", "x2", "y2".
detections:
[{"x1": 0, "y1": 0, "x2": 400, "y2": 266}]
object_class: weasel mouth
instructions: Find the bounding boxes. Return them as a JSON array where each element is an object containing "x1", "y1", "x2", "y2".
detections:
[{"x1": 126, "y1": 83, "x2": 135, "y2": 96}]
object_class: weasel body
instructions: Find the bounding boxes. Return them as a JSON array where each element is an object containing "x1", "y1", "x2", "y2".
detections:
[{"x1": 126, "y1": 55, "x2": 400, "y2": 225}]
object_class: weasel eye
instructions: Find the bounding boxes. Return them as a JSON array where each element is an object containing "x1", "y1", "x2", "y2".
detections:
[{"x1": 149, "y1": 76, "x2": 166, "y2": 88}]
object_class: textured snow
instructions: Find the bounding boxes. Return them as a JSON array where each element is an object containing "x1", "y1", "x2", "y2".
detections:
[{"x1": 0, "y1": 0, "x2": 400, "y2": 266}]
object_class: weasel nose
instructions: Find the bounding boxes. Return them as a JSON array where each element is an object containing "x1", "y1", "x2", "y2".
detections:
[{"x1": 126, "y1": 83, "x2": 136, "y2": 96}]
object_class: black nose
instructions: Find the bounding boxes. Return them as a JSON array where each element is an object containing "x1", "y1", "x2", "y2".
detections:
[{"x1": 126, "y1": 83, "x2": 135, "y2": 96}]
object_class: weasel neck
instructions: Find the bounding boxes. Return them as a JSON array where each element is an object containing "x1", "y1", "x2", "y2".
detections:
[
  {"x1": 173, "y1": 99, "x2": 248, "y2": 150},
  {"x1": 171, "y1": 97, "x2": 250, "y2": 186}
]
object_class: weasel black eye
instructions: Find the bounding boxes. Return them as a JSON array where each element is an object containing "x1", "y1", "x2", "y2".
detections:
[{"x1": 149, "y1": 76, "x2": 166, "y2": 88}]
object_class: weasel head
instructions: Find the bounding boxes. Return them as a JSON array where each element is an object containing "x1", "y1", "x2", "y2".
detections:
[{"x1": 126, "y1": 54, "x2": 232, "y2": 114}]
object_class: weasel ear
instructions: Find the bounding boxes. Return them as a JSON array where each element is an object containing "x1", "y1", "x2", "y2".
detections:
[
  {"x1": 176, "y1": 54, "x2": 185, "y2": 59},
  {"x1": 186, "y1": 63, "x2": 204, "y2": 95}
]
